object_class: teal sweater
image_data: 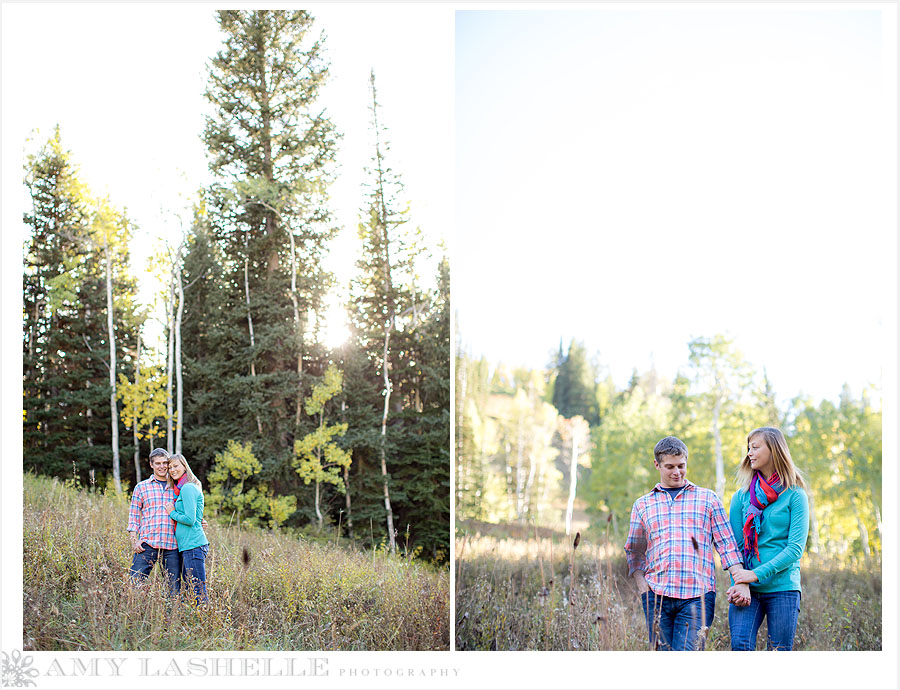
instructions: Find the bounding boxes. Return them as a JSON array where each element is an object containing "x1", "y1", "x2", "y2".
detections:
[
  {"x1": 729, "y1": 486, "x2": 809, "y2": 593},
  {"x1": 169, "y1": 483, "x2": 209, "y2": 552}
]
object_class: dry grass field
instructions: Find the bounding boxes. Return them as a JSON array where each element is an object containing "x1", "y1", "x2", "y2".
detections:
[
  {"x1": 22, "y1": 473, "x2": 450, "y2": 651},
  {"x1": 455, "y1": 521, "x2": 881, "y2": 651}
]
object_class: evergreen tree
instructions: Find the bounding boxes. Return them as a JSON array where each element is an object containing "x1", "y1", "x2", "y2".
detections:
[
  {"x1": 551, "y1": 339, "x2": 600, "y2": 426},
  {"x1": 191, "y1": 9, "x2": 339, "y2": 491},
  {"x1": 23, "y1": 128, "x2": 138, "y2": 485},
  {"x1": 349, "y1": 71, "x2": 410, "y2": 553}
]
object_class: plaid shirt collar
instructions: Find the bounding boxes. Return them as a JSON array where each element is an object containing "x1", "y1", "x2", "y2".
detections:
[{"x1": 651, "y1": 480, "x2": 696, "y2": 494}]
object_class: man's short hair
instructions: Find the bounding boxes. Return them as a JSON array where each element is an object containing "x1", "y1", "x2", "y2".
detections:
[
  {"x1": 654, "y1": 436, "x2": 688, "y2": 463},
  {"x1": 149, "y1": 448, "x2": 169, "y2": 462}
]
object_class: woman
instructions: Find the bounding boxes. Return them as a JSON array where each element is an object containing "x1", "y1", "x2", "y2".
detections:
[
  {"x1": 163, "y1": 454, "x2": 210, "y2": 604},
  {"x1": 727, "y1": 427, "x2": 810, "y2": 650}
]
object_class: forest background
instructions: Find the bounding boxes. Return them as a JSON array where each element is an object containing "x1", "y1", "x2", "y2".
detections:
[{"x1": 10, "y1": 7, "x2": 451, "y2": 561}]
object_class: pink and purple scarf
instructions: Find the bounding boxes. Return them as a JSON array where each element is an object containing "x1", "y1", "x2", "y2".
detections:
[
  {"x1": 741, "y1": 471, "x2": 783, "y2": 564},
  {"x1": 173, "y1": 474, "x2": 189, "y2": 497}
]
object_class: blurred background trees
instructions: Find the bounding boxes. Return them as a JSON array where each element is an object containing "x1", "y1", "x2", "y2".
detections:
[{"x1": 456, "y1": 334, "x2": 882, "y2": 562}]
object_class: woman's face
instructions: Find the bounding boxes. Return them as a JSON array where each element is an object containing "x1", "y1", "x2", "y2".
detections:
[
  {"x1": 168, "y1": 460, "x2": 186, "y2": 481},
  {"x1": 747, "y1": 435, "x2": 774, "y2": 477}
]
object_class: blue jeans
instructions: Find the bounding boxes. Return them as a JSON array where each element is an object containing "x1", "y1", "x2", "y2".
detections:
[
  {"x1": 130, "y1": 542, "x2": 181, "y2": 595},
  {"x1": 641, "y1": 590, "x2": 716, "y2": 651},
  {"x1": 729, "y1": 590, "x2": 801, "y2": 650},
  {"x1": 180, "y1": 544, "x2": 209, "y2": 604}
]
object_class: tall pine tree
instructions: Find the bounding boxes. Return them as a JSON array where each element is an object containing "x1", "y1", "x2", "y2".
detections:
[{"x1": 187, "y1": 10, "x2": 339, "y2": 494}]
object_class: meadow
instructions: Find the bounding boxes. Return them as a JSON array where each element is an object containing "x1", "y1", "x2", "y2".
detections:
[
  {"x1": 22, "y1": 473, "x2": 450, "y2": 651},
  {"x1": 455, "y1": 521, "x2": 881, "y2": 651}
]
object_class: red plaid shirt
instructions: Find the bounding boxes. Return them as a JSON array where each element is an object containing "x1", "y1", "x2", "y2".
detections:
[
  {"x1": 624, "y1": 481, "x2": 741, "y2": 599},
  {"x1": 127, "y1": 477, "x2": 178, "y2": 550}
]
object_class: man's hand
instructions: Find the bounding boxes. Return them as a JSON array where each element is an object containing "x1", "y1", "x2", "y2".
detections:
[
  {"x1": 727, "y1": 583, "x2": 751, "y2": 606},
  {"x1": 633, "y1": 570, "x2": 650, "y2": 595},
  {"x1": 130, "y1": 535, "x2": 144, "y2": 554},
  {"x1": 163, "y1": 502, "x2": 175, "y2": 515},
  {"x1": 201, "y1": 518, "x2": 209, "y2": 529},
  {"x1": 732, "y1": 568, "x2": 759, "y2": 585}
]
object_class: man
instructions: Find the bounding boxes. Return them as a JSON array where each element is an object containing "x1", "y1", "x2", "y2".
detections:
[
  {"x1": 624, "y1": 436, "x2": 750, "y2": 651},
  {"x1": 127, "y1": 448, "x2": 181, "y2": 594}
]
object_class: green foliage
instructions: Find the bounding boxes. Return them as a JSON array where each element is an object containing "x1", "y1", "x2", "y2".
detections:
[
  {"x1": 294, "y1": 365, "x2": 352, "y2": 499},
  {"x1": 207, "y1": 440, "x2": 297, "y2": 529},
  {"x1": 117, "y1": 364, "x2": 168, "y2": 444}
]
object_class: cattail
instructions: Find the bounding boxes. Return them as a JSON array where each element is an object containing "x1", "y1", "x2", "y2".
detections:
[
  {"x1": 242, "y1": 546, "x2": 251, "y2": 568},
  {"x1": 573, "y1": 532, "x2": 581, "y2": 549},
  {"x1": 690, "y1": 536, "x2": 699, "y2": 551}
]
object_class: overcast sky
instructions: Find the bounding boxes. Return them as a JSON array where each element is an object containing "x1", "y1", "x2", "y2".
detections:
[{"x1": 455, "y1": 7, "x2": 896, "y2": 406}]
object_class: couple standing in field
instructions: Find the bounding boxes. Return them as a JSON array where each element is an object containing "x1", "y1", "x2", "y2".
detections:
[
  {"x1": 625, "y1": 428, "x2": 809, "y2": 651},
  {"x1": 126, "y1": 448, "x2": 210, "y2": 604}
]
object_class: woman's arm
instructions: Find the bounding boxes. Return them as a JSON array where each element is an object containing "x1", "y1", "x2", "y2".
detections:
[
  {"x1": 748, "y1": 489, "x2": 809, "y2": 585},
  {"x1": 728, "y1": 490, "x2": 745, "y2": 557},
  {"x1": 168, "y1": 485, "x2": 200, "y2": 527}
]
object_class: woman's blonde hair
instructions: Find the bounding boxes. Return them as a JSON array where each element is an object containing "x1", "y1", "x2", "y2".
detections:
[
  {"x1": 736, "y1": 427, "x2": 807, "y2": 492},
  {"x1": 166, "y1": 453, "x2": 202, "y2": 491}
]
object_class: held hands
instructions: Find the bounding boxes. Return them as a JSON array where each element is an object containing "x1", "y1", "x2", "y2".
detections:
[
  {"x1": 727, "y1": 583, "x2": 751, "y2": 607},
  {"x1": 731, "y1": 568, "x2": 759, "y2": 585}
]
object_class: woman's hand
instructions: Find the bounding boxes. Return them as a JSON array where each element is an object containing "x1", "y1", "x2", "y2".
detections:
[
  {"x1": 163, "y1": 502, "x2": 175, "y2": 515},
  {"x1": 732, "y1": 568, "x2": 759, "y2": 585},
  {"x1": 727, "y1": 583, "x2": 751, "y2": 606}
]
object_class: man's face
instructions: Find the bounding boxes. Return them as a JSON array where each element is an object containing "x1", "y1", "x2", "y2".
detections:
[
  {"x1": 654, "y1": 453, "x2": 687, "y2": 488},
  {"x1": 149, "y1": 455, "x2": 169, "y2": 481}
]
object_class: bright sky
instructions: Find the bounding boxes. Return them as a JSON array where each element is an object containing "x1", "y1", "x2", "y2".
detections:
[
  {"x1": 456, "y1": 6, "x2": 896, "y2": 406},
  {"x1": 2, "y1": 3, "x2": 452, "y2": 349}
]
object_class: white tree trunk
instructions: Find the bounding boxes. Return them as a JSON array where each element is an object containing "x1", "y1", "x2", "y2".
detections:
[
  {"x1": 175, "y1": 242, "x2": 185, "y2": 454},
  {"x1": 315, "y1": 478, "x2": 322, "y2": 529},
  {"x1": 712, "y1": 395, "x2": 725, "y2": 499},
  {"x1": 133, "y1": 329, "x2": 141, "y2": 482},
  {"x1": 807, "y1": 490, "x2": 821, "y2": 554},
  {"x1": 456, "y1": 350, "x2": 467, "y2": 513},
  {"x1": 243, "y1": 233, "x2": 263, "y2": 435},
  {"x1": 105, "y1": 238, "x2": 121, "y2": 493},
  {"x1": 565, "y1": 428, "x2": 578, "y2": 536},
  {"x1": 515, "y1": 417, "x2": 525, "y2": 521},
  {"x1": 288, "y1": 230, "x2": 304, "y2": 426},
  {"x1": 166, "y1": 258, "x2": 176, "y2": 454},
  {"x1": 380, "y1": 321, "x2": 396, "y2": 552}
]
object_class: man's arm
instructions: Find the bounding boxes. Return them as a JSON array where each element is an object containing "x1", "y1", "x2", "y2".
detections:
[
  {"x1": 126, "y1": 485, "x2": 144, "y2": 553},
  {"x1": 632, "y1": 569, "x2": 650, "y2": 594},
  {"x1": 710, "y1": 493, "x2": 742, "y2": 571},
  {"x1": 624, "y1": 503, "x2": 649, "y2": 593}
]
